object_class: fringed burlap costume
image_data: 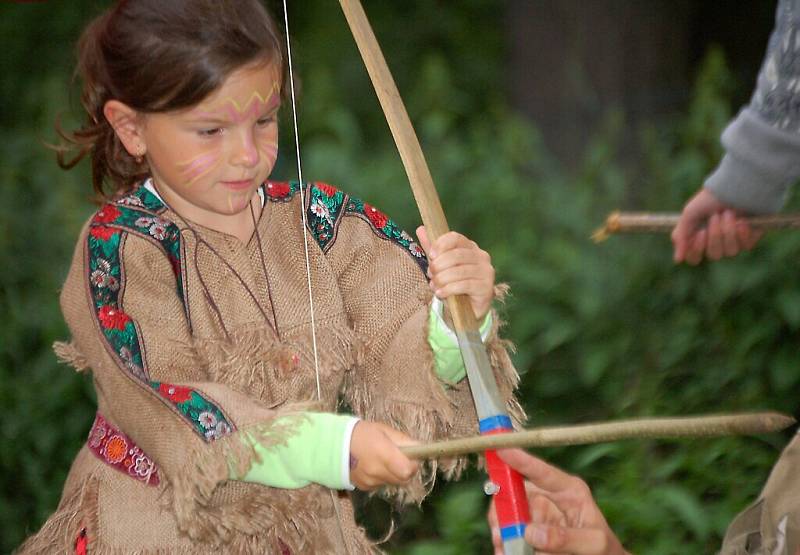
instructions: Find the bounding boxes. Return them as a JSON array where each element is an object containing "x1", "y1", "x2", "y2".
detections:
[{"x1": 18, "y1": 180, "x2": 524, "y2": 554}]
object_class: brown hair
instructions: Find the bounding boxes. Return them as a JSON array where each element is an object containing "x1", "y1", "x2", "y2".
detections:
[{"x1": 57, "y1": 0, "x2": 286, "y2": 200}]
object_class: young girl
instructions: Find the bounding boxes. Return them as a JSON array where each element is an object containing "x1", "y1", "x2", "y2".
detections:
[{"x1": 18, "y1": 1, "x2": 523, "y2": 553}]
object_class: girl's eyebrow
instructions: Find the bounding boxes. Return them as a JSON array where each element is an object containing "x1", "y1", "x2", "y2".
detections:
[
  {"x1": 187, "y1": 104, "x2": 281, "y2": 126},
  {"x1": 189, "y1": 93, "x2": 281, "y2": 125},
  {"x1": 186, "y1": 114, "x2": 230, "y2": 125}
]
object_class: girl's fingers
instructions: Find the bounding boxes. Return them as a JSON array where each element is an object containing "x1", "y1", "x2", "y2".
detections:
[
  {"x1": 417, "y1": 229, "x2": 472, "y2": 259},
  {"x1": 431, "y1": 277, "x2": 492, "y2": 317},
  {"x1": 350, "y1": 423, "x2": 419, "y2": 489},
  {"x1": 415, "y1": 226, "x2": 431, "y2": 256},
  {"x1": 430, "y1": 264, "x2": 493, "y2": 291},
  {"x1": 430, "y1": 231, "x2": 476, "y2": 253},
  {"x1": 428, "y1": 246, "x2": 491, "y2": 273},
  {"x1": 378, "y1": 427, "x2": 420, "y2": 482}
]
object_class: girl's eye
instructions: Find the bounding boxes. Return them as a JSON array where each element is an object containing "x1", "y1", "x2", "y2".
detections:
[
  {"x1": 256, "y1": 115, "x2": 277, "y2": 127},
  {"x1": 198, "y1": 127, "x2": 223, "y2": 137}
]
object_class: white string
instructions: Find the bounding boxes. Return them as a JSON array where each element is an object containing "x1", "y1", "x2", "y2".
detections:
[{"x1": 282, "y1": 0, "x2": 322, "y2": 402}]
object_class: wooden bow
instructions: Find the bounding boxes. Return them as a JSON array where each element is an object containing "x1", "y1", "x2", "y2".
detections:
[
  {"x1": 330, "y1": 4, "x2": 797, "y2": 554},
  {"x1": 337, "y1": 2, "x2": 533, "y2": 553}
]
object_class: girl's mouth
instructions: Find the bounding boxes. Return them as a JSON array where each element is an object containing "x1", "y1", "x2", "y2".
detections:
[{"x1": 220, "y1": 179, "x2": 253, "y2": 190}]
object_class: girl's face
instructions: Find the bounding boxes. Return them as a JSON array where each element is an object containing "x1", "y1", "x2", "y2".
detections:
[{"x1": 140, "y1": 61, "x2": 280, "y2": 224}]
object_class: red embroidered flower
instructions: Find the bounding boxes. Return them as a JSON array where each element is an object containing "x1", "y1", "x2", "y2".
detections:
[
  {"x1": 265, "y1": 181, "x2": 290, "y2": 198},
  {"x1": 315, "y1": 182, "x2": 338, "y2": 197},
  {"x1": 158, "y1": 383, "x2": 193, "y2": 403},
  {"x1": 364, "y1": 203, "x2": 388, "y2": 230},
  {"x1": 93, "y1": 205, "x2": 121, "y2": 224},
  {"x1": 90, "y1": 226, "x2": 117, "y2": 241},
  {"x1": 97, "y1": 305, "x2": 131, "y2": 330}
]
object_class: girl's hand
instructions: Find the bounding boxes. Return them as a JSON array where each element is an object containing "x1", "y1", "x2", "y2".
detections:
[
  {"x1": 349, "y1": 421, "x2": 419, "y2": 491},
  {"x1": 671, "y1": 188, "x2": 762, "y2": 265},
  {"x1": 416, "y1": 226, "x2": 495, "y2": 321},
  {"x1": 488, "y1": 449, "x2": 629, "y2": 555}
]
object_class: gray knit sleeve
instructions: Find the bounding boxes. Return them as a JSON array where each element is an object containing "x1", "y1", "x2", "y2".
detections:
[{"x1": 705, "y1": 0, "x2": 800, "y2": 214}]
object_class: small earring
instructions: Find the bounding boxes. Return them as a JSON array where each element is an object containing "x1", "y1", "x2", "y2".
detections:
[{"x1": 134, "y1": 146, "x2": 145, "y2": 165}]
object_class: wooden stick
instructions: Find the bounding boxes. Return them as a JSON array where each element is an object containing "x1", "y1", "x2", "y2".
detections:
[
  {"x1": 400, "y1": 412, "x2": 795, "y2": 460},
  {"x1": 592, "y1": 211, "x2": 800, "y2": 242}
]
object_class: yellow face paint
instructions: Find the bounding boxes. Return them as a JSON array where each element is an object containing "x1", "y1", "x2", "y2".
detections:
[{"x1": 196, "y1": 84, "x2": 281, "y2": 125}]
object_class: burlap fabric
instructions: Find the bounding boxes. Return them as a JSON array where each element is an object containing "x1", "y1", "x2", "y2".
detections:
[
  {"x1": 718, "y1": 431, "x2": 800, "y2": 555},
  {"x1": 17, "y1": 182, "x2": 524, "y2": 554}
]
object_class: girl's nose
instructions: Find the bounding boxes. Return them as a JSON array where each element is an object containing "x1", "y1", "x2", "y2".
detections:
[{"x1": 230, "y1": 131, "x2": 259, "y2": 168}]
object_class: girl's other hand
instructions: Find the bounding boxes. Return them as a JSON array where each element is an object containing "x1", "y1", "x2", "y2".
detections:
[
  {"x1": 348, "y1": 421, "x2": 419, "y2": 491},
  {"x1": 672, "y1": 188, "x2": 762, "y2": 265},
  {"x1": 416, "y1": 226, "x2": 495, "y2": 321}
]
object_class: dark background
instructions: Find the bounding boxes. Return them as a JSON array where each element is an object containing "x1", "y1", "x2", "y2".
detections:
[{"x1": 1, "y1": 1, "x2": 796, "y2": 553}]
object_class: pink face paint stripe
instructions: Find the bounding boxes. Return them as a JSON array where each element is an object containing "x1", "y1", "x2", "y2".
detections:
[
  {"x1": 178, "y1": 151, "x2": 222, "y2": 185},
  {"x1": 256, "y1": 139, "x2": 278, "y2": 167},
  {"x1": 184, "y1": 159, "x2": 221, "y2": 185},
  {"x1": 179, "y1": 151, "x2": 219, "y2": 177}
]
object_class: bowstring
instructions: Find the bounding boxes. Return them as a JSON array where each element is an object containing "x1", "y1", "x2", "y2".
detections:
[
  {"x1": 281, "y1": 7, "x2": 353, "y2": 553},
  {"x1": 281, "y1": 0, "x2": 322, "y2": 402}
]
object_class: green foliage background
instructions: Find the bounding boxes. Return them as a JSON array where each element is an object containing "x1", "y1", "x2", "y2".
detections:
[{"x1": 1, "y1": 1, "x2": 797, "y2": 554}]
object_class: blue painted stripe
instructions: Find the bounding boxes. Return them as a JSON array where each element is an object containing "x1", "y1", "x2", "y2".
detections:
[
  {"x1": 479, "y1": 414, "x2": 513, "y2": 434},
  {"x1": 500, "y1": 523, "x2": 527, "y2": 541}
]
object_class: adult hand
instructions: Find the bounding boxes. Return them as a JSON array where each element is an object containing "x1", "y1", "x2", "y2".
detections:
[
  {"x1": 488, "y1": 449, "x2": 629, "y2": 555},
  {"x1": 672, "y1": 188, "x2": 762, "y2": 265},
  {"x1": 416, "y1": 225, "x2": 495, "y2": 321}
]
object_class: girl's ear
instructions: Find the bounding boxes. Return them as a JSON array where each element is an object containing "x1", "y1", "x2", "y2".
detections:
[{"x1": 103, "y1": 100, "x2": 147, "y2": 158}]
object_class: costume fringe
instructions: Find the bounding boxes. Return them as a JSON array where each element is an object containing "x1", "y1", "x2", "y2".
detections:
[
  {"x1": 349, "y1": 284, "x2": 526, "y2": 506},
  {"x1": 15, "y1": 477, "x2": 98, "y2": 554},
  {"x1": 168, "y1": 413, "x2": 305, "y2": 539},
  {"x1": 191, "y1": 323, "x2": 363, "y2": 407},
  {"x1": 53, "y1": 340, "x2": 90, "y2": 373},
  {"x1": 163, "y1": 323, "x2": 376, "y2": 550},
  {"x1": 17, "y1": 468, "x2": 373, "y2": 554}
]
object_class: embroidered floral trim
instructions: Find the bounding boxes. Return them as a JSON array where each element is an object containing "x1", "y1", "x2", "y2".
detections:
[
  {"x1": 264, "y1": 180, "x2": 299, "y2": 202},
  {"x1": 263, "y1": 180, "x2": 428, "y2": 273},
  {"x1": 115, "y1": 184, "x2": 168, "y2": 212},
  {"x1": 87, "y1": 227, "x2": 147, "y2": 382},
  {"x1": 307, "y1": 182, "x2": 346, "y2": 250},
  {"x1": 91, "y1": 200, "x2": 183, "y2": 286},
  {"x1": 343, "y1": 195, "x2": 428, "y2": 273},
  {"x1": 87, "y1": 412, "x2": 160, "y2": 486},
  {"x1": 151, "y1": 382, "x2": 232, "y2": 440},
  {"x1": 86, "y1": 184, "x2": 234, "y2": 441}
]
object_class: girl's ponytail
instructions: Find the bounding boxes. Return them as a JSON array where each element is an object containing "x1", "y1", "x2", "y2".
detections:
[{"x1": 56, "y1": 8, "x2": 147, "y2": 201}]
